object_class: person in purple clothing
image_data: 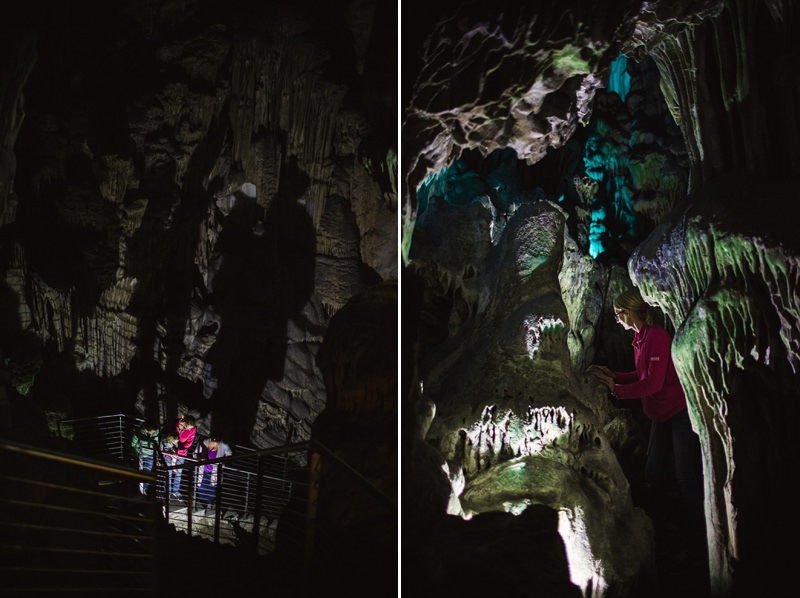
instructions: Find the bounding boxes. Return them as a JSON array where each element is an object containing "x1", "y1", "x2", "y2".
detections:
[
  {"x1": 589, "y1": 288, "x2": 705, "y2": 571},
  {"x1": 193, "y1": 435, "x2": 233, "y2": 510}
]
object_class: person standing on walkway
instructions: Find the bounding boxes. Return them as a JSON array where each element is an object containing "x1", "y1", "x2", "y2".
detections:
[
  {"x1": 160, "y1": 431, "x2": 179, "y2": 499},
  {"x1": 193, "y1": 435, "x2": 233, "y2": 510},
  {"x1": 169, "y1": 414, "x2": 196, "y2": 498},
  {"x1": 131, "y1": 420, "x2": 160, "y2": 495}
]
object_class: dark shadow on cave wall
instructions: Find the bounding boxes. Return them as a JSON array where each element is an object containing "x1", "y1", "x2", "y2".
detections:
[
  {"x1": 126, "y1": 108, "x2": 229, "y2": 427},
  {"x1": 0, "y1": 277, "x2": 47, "y2": 440},
  {"x1": 204, "y1": 155, "x2": 316, "y2": 445}
]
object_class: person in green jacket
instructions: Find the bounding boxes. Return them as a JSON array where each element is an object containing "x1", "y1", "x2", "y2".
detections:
[{"x1": 131, "y1": 420, "x2": 160, "y2": 495}]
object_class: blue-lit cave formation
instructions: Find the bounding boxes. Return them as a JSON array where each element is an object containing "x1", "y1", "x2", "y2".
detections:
[
  {"x1": 403, "y1": 1, "x2": 800, "y2": 597},
  {"x1": 415, "y1": 49, "x2": 687, "y2": 267},
  {"x1": 608, "y1": 55, "x2": 632, "y2": 104},
  {"x1": 0, "y1": 0, "x2": 397, "y2": 594}
]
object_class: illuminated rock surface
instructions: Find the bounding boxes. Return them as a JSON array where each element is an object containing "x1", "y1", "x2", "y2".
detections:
[
  {"x1": 0, "y1": 0, "x2": 396, "y2": 448},
  {"x1": 404, "y1": 1, "x2": 799, "y2": 597},
  {"x1": 407, "y1": 193, "x2": 653, "y2": 596},
  {"x1": 0, "y1": 0, "x2": 397, "y2": 594}
]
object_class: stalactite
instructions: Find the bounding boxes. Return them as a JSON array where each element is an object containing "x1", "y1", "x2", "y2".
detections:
[
  {"x1": 6, "y1": 244, "x2": 32, "y2": 332},
  {"x1": 74, "y1": 309, "x2": 138, "y2": 377},
  {"x1": 649, "y1": 30, "x2": 704, "y2": 191},
  {"x1": 95, "y1": 156, "x2": 134, "y2": 205},
  {"x1": 29, "y1": 274, "x2": 73, "y2": 353},
  {"x1": 0, "y1": 29, "x2": 35, "y2": 228},
  {"x1": 462, "y1": 404, "x2": 583, "y2": 475},
  {"x1": 673, "y1": 292, "x2": 741, "y2": 594},
  {"x1": 230, "y1": 31, "x2": 345, "y2": 231},
  {"x1": 711, "y1": 231, "x2": 800, "y2": 373},
  {"x1": 709, "y1": 0, "x2": 753, "y2": 178},
  {"x1": 195, "y1": 203, "x2": 218, "y2": 288},
  {"x1": 634, "y1": 186, "x2": 800, "y2": 595},
  {"x1": 290, "y1": 81, "x2": 345, "y2": 227}
]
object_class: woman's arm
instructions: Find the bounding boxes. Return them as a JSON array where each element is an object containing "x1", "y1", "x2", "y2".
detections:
[
  {"x1": 614, "y1": 370, "x2": 639, "y2": 384},
  {"x1": 588, "y1": 365, "x2": 637, "y2": 391},
  {"x1": 614, "y1": 328, "x2": 672, "y2": 399}
]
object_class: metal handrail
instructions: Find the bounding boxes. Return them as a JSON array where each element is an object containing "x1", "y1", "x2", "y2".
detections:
[
  {"x1": 57, "y1": 412, "x2": 131, "y2": 425},
  {"x1": 51, "y1": 414, "x2": 396, "y2": 565},
  {"x1": 163, "y1": 439, "x2": 395, "y2": 508},
  {"x1": 158, "y1": 439, "x2": 395, "y2": 551},
  {"x1": 56, "y1": 414, "x2": 395, "y2": 509},
  {"x1": 3, "y1": 419, "x2": 396, "y2": 595},
  {"x1": 163, "y1": 441, "x2": 310, "y2": 469},
  {"x1": 1, "y1": 439, "x2": 154, "y2": 481},
  {"x1": 309, "y1": 439, "x2": 396, "y2": 508},
  {"x1": 155, "y1": 444, "x2": 307, "y2": 554},
  {"x1": 0, "y1": 437, "x2": 158, "y2": 595},
  {"x1": 153, "y1": 440, "x2": 393, "y2": 505}
]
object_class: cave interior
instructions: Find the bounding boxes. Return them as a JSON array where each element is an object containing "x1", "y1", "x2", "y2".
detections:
[
  {"x1": 1, "y1": 0, "x2": 397, "y2": 596},
  {"x1": 3, "y1": 0, "x2": 800, "y2": 596},
  {"x1": 403, "y1": 1, "x2": 800, "y2": 597}
]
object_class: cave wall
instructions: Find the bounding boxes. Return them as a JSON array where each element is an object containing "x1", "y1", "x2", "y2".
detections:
[
  {"x1": 630, "y1": 176, "x2": 800, "y2": 596},
  {"x1": 625, "y1": 2, "x2": 800, "y2": 594},
  {"x1": 0, "y1": 0, "x2": 397, "y2": 449},
  {"x1": 403, "y1": 1, "x2": 800, "y2": 596}
]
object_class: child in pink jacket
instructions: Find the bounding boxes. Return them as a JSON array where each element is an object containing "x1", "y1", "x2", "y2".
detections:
[{"x1": 168, "y1": 415, "x2": 196, "y2": 498}]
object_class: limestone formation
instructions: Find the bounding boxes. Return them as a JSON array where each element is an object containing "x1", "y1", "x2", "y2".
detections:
[
  {"x1": 0, "y1": 1, "x2": 396, "y2": 452},
  {"x1": 404, "y1": 1, "x2": 799, "y2": 596}
]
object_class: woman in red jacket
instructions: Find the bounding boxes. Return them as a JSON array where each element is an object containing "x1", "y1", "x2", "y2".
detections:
[
  {"x1": 590, "y1": 288, "x2": 704, "y2": 568},
  {"x1": 168, "y1": 414, "x2": 197, "y2": 499}
]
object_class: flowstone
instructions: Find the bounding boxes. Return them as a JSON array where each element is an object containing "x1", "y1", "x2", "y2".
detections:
[{"x1": 409, "y1": 196, "x2": 653, "y2": 595}]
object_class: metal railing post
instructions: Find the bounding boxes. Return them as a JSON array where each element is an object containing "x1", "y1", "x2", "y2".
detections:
[
  {"x1": 118, "y1": 415, "x2": 124, "y2": 461},
  {"x1": 244, "y1": 472, "x2": 251, "y2": 514},
  {"x1": 214, "y1": 466, "x2": 224, "y2": 544},
  {"x1": 186, "y1": 464, "x2": 194, "y2": 537},
  {"x1": 253, "y1": 456, "x2": 264, "y2": 553},
  {"x1": 305, "y1": 449, "x2": 321, "y2": 568},
  {"x1": 162, "y1": 457, "x2": 171, "y2": 521}
]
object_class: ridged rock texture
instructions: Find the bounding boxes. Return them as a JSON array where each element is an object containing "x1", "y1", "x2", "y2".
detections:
[
  {"x1": 0, "y1": 0, "x2": 397, "y2": 455},
  {"x1": 404, "y1": 1, "x2": 799, "y2": 597}
]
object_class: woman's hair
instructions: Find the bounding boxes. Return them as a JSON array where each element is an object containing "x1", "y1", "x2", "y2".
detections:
[
  {"x1": 181, "y1": 415, "x2": 196, "y2": 427},
  {"x1": 613, "y1": 288, "x2": 656, "y2": 327}
]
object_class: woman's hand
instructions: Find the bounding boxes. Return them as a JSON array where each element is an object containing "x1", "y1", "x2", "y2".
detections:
[
  {"x1": 587, "y1": 364, "x2": 616, "y2": 392},
  {"x1": 587, "y1": 364, "x2": 612, "y2": 376}
]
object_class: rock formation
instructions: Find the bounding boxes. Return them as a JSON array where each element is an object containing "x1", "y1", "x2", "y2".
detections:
[
  {"x1": 1, "y1": 2, "x2": 397, "y2": 593},
  {"x1": 310, "y1": 280, "x2": 397, "y2": 595},
  {"x1": 0, "y1": 0, "x2": 397, "y2": 450},
  {"x1": 403, "y1": 1, "x2": 800, "y2": 596}
]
